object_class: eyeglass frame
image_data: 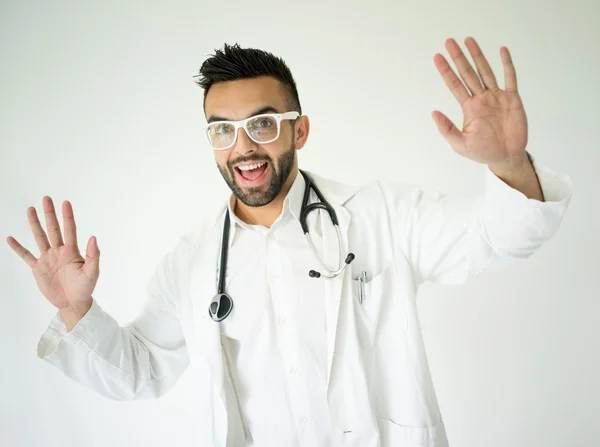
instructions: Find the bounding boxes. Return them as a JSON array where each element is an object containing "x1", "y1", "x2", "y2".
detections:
[{"x1": 204, "y1": 111, "x2": 300, "y2": 150}]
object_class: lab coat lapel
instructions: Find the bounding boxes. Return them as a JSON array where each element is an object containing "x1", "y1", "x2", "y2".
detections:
[
  {"x1": 187, "y1": 206, "x2": 229, "y2": 446},
  {"x1": 304, "y1": 171, "x2": 358, "y2": 388},
  {"x1": 189, "y1": 209, "x2": 225, "y2": 390},
  {"x1": 319, "y1": 197, "x2": 352, "y2": 388}
]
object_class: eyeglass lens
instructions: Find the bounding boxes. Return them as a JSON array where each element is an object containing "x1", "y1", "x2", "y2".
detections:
[{"x1": 207, "y1": 115, "x2": 279, "y2": 149}]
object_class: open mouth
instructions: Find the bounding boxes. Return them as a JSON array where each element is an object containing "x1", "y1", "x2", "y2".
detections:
[{"x1": 235, "y1": 161, "x2": 270, "y2": 185}]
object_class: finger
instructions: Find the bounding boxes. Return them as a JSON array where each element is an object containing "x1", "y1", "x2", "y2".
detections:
[
  {"x1": 500, "y1": 46, "x2": 518, "y2": 92},
  {"x1": 27, "y1": 207, "x2": 51, "y2": 253},
  {"x1": 82, "y1": 236, "x2": 100, "y2": 281},
  {"x1": 444, "y1": 37, "x2": 485, "y2": 96},
  {"x1": 6, "y1": 236, "x2": 38, "y2": 268},
  {"x1": 62, "y1": 201, "x2": 78, "y2": 246},
  {"x1": 434, "y1": 53, "x2": 470, "y2": 105},
  {"x1": 43, "y1": 196, "x2": 64, "y2": 247},
  {"x1": 432, "y1": 110, "x2": 465, "y2": 154},
  {"x1": 464, "y1": 37, "x2": 499, "y2": 91}
]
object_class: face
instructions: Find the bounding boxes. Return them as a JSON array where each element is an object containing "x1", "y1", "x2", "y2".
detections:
[{"x1": 204, "y1": 76, "x2": 309, "y2": 207}]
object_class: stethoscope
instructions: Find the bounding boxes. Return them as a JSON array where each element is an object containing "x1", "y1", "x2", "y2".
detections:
[{"x1": 208, "y1": 169, "x2": 355, "y2": 322}]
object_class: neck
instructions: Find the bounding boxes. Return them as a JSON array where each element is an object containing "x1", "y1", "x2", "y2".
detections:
[{"x1": 233, "y1": 169, "x2": 298, "y2": 228}]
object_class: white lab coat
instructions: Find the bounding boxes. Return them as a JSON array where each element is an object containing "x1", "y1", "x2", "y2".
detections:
[{"x1": 38, "y1": 155, "x2": 572, "y2": 447}]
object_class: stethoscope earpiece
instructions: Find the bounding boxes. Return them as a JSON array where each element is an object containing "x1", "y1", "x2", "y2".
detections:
[{"x1": 308, "y1": 252, "x2": 356, "y2": 279}]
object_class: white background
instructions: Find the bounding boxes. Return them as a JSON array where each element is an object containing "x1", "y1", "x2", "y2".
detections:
[{"x1": 1, "y1": 0, "x2": 598, "y2": 446}]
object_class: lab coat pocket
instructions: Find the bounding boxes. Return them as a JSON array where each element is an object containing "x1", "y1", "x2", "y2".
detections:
[
  {"x1": 377, "y1": 418, "x2": 446, "y2": 447},
  {"x1": 351, "y1": 263, "x2": 407, "y2": 350}
]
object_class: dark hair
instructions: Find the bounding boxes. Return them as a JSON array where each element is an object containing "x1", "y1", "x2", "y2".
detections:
[{"x1": 194, "y1": 43, "x2": 302, "y2": 114}]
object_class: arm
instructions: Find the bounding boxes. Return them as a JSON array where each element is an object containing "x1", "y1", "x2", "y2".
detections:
[
  {"x1": 37, "y1": 243, "x2": 190, "y2": 401},
  {"x1": 386, "y1": 153, "x2": 572, "y2": 285},
  {"x1": 388, "y1": 38, "x2": 572, "y2": 284}
]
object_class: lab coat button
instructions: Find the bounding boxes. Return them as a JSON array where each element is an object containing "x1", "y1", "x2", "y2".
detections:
[
  {"x1": 270, "y1": 273, "x2": 279, "y2": 282},
  {"x1": 299, "y1": 417, "x2": 307, "y2": 424},
  {"x1": 277, "y1": 317, "x2": 286, "y2": 327}
]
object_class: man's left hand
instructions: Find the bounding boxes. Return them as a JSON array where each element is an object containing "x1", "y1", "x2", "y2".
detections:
[{"x1": 432, "y1": 37, "x2": 529, "y2": 170}]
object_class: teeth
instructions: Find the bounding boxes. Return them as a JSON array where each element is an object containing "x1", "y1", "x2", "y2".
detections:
[{"x1": 238, "y1": 162, "x2": 266, "y2": 171}]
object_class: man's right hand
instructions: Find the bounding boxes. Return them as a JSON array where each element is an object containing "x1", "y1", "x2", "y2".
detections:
[{"x1": 6, "y1": 196, "x2": 100, "y2": 331}]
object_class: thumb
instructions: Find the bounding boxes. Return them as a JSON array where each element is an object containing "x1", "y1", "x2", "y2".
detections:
[
  {"x1": 82, "y1": 235, "x2": 100, "y2": 280},
  {"x1": 432, "y1": 110, "x2": 464, "y2": 154}
]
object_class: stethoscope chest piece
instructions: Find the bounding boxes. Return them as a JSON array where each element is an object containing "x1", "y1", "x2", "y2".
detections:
[{"x1": 209, "y1": 292, "x2": 234, "y2": 322}]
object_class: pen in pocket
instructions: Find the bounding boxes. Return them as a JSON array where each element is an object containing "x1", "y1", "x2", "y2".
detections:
[{"x1": 357, "y1": 271, "x2": 368, "y2": 304}]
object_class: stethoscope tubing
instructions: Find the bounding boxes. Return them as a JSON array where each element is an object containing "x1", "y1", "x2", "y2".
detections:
[{"x1": 209, "y1": 169, "x2": 354, "y2": 322}]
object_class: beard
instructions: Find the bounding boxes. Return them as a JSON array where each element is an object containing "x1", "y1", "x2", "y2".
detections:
[{"x1": 217, "y1": 139, "x2": 296, "y2": 208}]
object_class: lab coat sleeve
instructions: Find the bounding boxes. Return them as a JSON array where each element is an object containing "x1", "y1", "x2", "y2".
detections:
[
  {"x1": 386, "y1": 153, "x2": 573, "y2": 285},
  {"x1": 36, "y1": 242, "x2": 190, "y2": 400}
]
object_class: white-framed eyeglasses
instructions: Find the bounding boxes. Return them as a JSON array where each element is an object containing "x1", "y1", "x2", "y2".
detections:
[{"x1": 204, "y1": 111, "x2": 300, "y2": 150}]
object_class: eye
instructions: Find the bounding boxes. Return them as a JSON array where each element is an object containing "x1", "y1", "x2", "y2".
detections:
[
  {"x1": 214, "y1": 123, "x2": 234, "y2": 134},
  {"x1": 209, "y1": 123, "x2": 233, "y2": 135},
  {"x1": 256, "y1": 118, "x2": 273, "y2": 128},
  {"x1": 248, "y1": 116, "x2": 276, "y2": 131}
]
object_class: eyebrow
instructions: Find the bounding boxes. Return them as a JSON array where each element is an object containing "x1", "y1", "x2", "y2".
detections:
[{"x1": 207, "y1": 105, "x2": 281, "y2": 124}]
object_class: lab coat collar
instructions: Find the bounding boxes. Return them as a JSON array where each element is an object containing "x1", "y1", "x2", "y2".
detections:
[
  {"x1": 181, "y1": 169, "x2": 359, "y2": 251},
  {"x1": 225, "y1": 168, "x2": 308, "y2": 248},
  {"x1": 205, "y1": 169, "x2": 359, "y2": 235}
]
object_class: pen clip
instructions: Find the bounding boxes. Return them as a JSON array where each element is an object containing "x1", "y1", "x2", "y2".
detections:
[{"x1": 357, "y1": 271, "x2": 367, "y2": 304}]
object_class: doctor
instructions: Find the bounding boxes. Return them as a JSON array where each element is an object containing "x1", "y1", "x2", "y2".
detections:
[{"x1": 7, "y1": 38, "x2": 572, "y2": 446}]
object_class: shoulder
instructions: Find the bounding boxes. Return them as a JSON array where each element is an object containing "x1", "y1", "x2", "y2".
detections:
[
  {"x1": 303, "y1": 169, "x2": 425, "y2": 217},
  {"x1": 304, "y1": 170, "x2": 360, "y2": 205},
  {"x1": 180, "y1": 202, "x2": 226, "y2": 246}
]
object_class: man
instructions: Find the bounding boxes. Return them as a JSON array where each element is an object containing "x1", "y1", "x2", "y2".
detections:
[{"x1": 7, "y1": 38, "x2": 572, "y2": 446}]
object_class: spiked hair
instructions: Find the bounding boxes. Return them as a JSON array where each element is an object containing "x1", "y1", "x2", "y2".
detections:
[{"x1": 194, "y1": 43, "x2": 302, "y2": 114}]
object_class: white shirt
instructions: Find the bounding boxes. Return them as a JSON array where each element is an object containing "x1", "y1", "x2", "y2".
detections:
[{"x1": 221, "y1": 172, "x2": 332, "y2": 446}]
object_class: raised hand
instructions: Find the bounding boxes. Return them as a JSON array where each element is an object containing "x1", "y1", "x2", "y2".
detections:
[
  {"x1": 6, "y1": 197, "x2": 100, "y2": 318},
  {"x1": 432, "y1": 37, "x2": 528, "y2": 167}
]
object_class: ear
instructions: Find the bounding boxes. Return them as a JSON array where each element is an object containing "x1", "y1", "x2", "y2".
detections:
[{"x1": 294, "y1": 115, "x2": 310, "y2": 150}]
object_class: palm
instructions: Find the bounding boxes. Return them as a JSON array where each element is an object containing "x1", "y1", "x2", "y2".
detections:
[
  {"x1": 32, "y1": 245, "x2": 93, "y2": 309},
  {"x1": 7, "y1": 197, "x2": 100, "y2": 310},
  {"x1": 460, "y1": 89, "x2": 528, "y2": 164},
  {"x1": 432, "y1": 37, "x2": 529, "y2": 165}
]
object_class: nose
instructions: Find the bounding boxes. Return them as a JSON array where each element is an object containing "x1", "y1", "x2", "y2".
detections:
[{"x1": 233, "y1": 127, "x2": 257, "y2": 155}]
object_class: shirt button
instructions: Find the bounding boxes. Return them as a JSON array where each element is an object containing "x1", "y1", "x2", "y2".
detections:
[
  {"x1": 270, "y1": 273, "x2": 279, "y2": 282},
  {"x1": 289, "y1": 367, "x2": 297, "y2": 376},
  {"x1": 299, "y1": 417, "x2": 308, "y2": 425},
  {"x1": 277, "y1": 317, "x2": 286, "y2": 328}
]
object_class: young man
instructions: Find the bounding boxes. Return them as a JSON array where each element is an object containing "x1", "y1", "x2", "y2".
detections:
[{"x1": 7, "y1": 38, "x2": 572, "y2": 446}]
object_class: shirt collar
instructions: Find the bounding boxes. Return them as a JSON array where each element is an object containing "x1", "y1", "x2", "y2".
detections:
[{"x1": 225, "y1": 171, "x2": 306, "y2": 246}]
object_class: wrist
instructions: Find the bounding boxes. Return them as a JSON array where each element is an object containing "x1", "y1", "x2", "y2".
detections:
[
  {"x1": 488, "y1": 152, "x2": 530, "y2": 177},
  {"x1": 487, "y1": 150, "x2": 544, "y2": 201},
  {"x1": 59, "y1": 299, "x2": 93, "y2": 332}
]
